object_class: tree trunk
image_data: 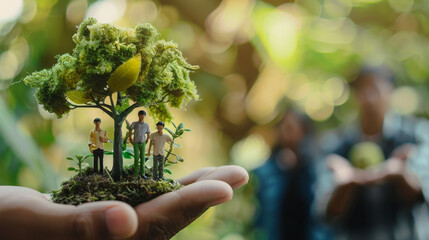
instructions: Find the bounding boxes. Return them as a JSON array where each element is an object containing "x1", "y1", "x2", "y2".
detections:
[{"x1": 112, "y1": 117, "x2": 125, "y2": 180}]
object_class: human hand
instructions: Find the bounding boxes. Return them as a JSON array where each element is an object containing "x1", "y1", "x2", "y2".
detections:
[
  {"x1": 368, "y1": 157, "x2": 410, "y2": 184},
  {"x1": 0, "y1": 165, "x2": 248, "y2": 240},
  {"x1": 391, "y1": 143, "x2": 416, "y2": 161},
  {"x1": 327, "y1": 154, "x2": 367, "y2": 186},
  {"x1": 326, "y1": 154, "x2": 368, "y2": 217}
]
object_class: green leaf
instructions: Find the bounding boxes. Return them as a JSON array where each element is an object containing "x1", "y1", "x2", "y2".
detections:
[
  {"x1": 123, "y1": 150, "x2": 134, "y2": 159},
  {"x1": 67, "y1": 167, "x2": 77, "y2": 172},
  {"x1": 107, "y1": 54, "x2": 141, "y2": 92},
  {"x1": 66, "y1": 157, "x2": 74, "y2": 161},
  {"x1": 171, "y1": 122, "x2": 177, "y2": 129},
  {"x1": 176, "y1": 155, "x2": 184, "y2": 162},
  {"x1": 168, "y1": 152, "x2": 178, "y2": 157},
  {"x1": 66, "y1": 90, "x2": 91, "y2": 104},
  {"x1": 166, "y1": 158, "x2": 177, "y2": 164},
  {"x1": 177, "y1": 123, "x2": 184, "y2": 131},
  {"x1": 173, "y1": 142, "x2": 181, "y2": 148},
  {"x1": 183, "y1": 129, "x2": 191, "y2": 132},
  {"x1": 164, "y1": 127, "x2": 174, "y2": 137},
  {"x1": 74, "y1": 155, "x2": 83, "y2": 160},
  {"x1": 164, "y1": 168, "x2": 172, "y2": 174}
]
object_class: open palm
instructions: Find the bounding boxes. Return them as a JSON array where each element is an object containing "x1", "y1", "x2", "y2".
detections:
[{"x1": 0, "y1": 165, "x2": 248, "y2": 240}]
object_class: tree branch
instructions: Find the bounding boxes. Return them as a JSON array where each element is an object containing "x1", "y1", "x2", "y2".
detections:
[
  {"x1": 101, "y1": 103, "x2": 111, "y2": 109},
  {"x1": 109, "y1": 94, "x2": 116, "y2": 116},
  {"x1": 119, "y1": 102, "x2": 141, "y2": 120},
  {"x1": 148, "y1": 94, "x2": 169, "y2": 106},
  {"x1": 117, "y1": 92, "x2": 122, "y2": 106},
  {"x1": 69, "y1": 103, "x2": 98, "y2": 109},
  {"x1": 88, "y1": 93, "x2": 114, "y2": 118},
  {"x1": 68, "y1": 102, "x2": 114, "y2": 118}
]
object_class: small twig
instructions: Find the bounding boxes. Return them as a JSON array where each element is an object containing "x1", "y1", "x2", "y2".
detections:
[
  {"x1": 105, "y1": 168, "x2": 115, "y2": 183},
  {"x1": 109, "y1": 94, "x2": 115, "y2": 112}
]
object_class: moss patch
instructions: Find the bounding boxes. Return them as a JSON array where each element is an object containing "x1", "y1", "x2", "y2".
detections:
[{"x1": 52, "y1": 167, "x2": 183, "y2": 207}]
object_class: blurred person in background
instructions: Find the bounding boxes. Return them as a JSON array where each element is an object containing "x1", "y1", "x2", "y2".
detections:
[
  {"x1": 253, "y1": 108, "x2": 330, "y2": 240},
  {"x1": 316, "y1": 67, "x2": 429, "y2": 240}
]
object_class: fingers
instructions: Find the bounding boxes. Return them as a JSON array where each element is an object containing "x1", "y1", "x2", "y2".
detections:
[
  {"x1": 326, "y1": 154, "x2": 351, "y2": 171},
  {"x1": 134, "y1": 180, "x2": 232, "y2": 240},
  {"x1": 178, "y1": 165, "x2": 249, "y2": 189},
  {"x1": 0, "y1": 186, "x2": 138, "y2": 240}
]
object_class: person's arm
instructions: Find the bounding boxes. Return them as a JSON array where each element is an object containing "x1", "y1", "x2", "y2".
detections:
[
  {"x1": 380, "y1": 144, "x2": 423, "y2": 204},
  {"x1": 324, "y1": 154, "x2": 366, "y2": 219},
  {"x1": 147, "y1": 140, "x2": 152, "y2": 156},
  {"x1": 408, "y1": 141, "x2": 429, "y2": 205},
  {"x1": 384, "y1": 158, "x2": 423, "y2": 203},
  {"x1": 145, "y1": 126, "x2": 150, "y2": 144},
  {"x1": 358, "y1": 144, "x2": 423, "y2": 204},
  {"x1": 102, "y1": 131, "x2": 109, "y2": 143},
  {"x1": 0, "y1": 166, "x2": 249, "y2": 240},
  {"x1": 146, "y1": 133, "x2": 150, "y2": 144},
  {"x1": 128, "y1": 124, "x2": 133, "y2": 145},
  {"x1": 88, "y1": 131, "x2": 94, "y2": 153}
]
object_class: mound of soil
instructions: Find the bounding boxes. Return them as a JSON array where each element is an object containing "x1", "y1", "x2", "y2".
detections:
[{"x1": 52, "y1": 167, "x2": 183, "y2": 206}]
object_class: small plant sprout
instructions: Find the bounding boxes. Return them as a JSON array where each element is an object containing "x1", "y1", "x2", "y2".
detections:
[
  {"x1": 163, "y1": 122, "x2": 190, "y2": 174},
  {"x1": 66, "y1": 154, "x2": 91, "y2": 177}
]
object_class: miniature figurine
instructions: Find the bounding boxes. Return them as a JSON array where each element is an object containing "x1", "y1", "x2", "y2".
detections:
[
  {"x1": 25, "y1": 18, "x2": 200, "y2": 206},
  {"x1": 88, "y1": 118, "x2": 109, "y2": 174},
  {"x1": 148, "y1": 121, "x2": 173, "y2": 180},
  {"x1": 129, "y1": 110, "x2": 151, "y2": 178}
]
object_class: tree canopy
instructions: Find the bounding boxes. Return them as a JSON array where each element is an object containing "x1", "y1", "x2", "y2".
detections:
[{"x1": 24, "y1": 17, "x2": 199, "y2": 122}]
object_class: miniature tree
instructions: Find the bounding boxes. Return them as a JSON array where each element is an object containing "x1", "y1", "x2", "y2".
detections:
[{"x1": 24, "y1": 18, "x2": 199, "y2": 180}]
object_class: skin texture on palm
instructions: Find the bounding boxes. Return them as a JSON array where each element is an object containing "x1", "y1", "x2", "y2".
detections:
[{"x1": 0, "y1": 165, "x2": 248, "y2": 240}]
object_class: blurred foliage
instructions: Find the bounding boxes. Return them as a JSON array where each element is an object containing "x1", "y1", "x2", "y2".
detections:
[{"x1": 1, "y1": 0, "x2": 429, "y2": 238}]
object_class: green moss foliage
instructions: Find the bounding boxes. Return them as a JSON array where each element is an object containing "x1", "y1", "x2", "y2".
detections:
[
  {"x1": 24, "y1": 18, "x2": 198, "y2": 121},
  {"x1": 52, "y1": 167, "x2": 183, "y2": 206}
]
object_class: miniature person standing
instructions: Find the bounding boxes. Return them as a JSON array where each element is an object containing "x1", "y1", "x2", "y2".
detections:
[
  {"x1": 88, "y1": 118, "x2": 109, "y2": 174},
  {"x1": 148, "y1": 121, "x2": 173, "y2": 180},
  {"x1": 129, "y1": 110, "x2": 151, "y2": 178}
]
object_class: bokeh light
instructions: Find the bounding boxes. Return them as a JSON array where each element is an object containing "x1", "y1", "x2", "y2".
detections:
[
  {"x1": 0, "y1": 0, "x2": 23, "y2": 23},
  {"x1": 86, "y1": 0, "x2": 126, "y2": 23}
]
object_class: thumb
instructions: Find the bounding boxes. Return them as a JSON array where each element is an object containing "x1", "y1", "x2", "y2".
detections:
[
  {"x1": 134, "y1": 180, "x2": 233, "y2": 239},
  {"x1": 68, "y1": 201, "x2": 139, "y2": 240},
  {"x1": 0, "y1": 187, "x2": 138, "y2": 240}
]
